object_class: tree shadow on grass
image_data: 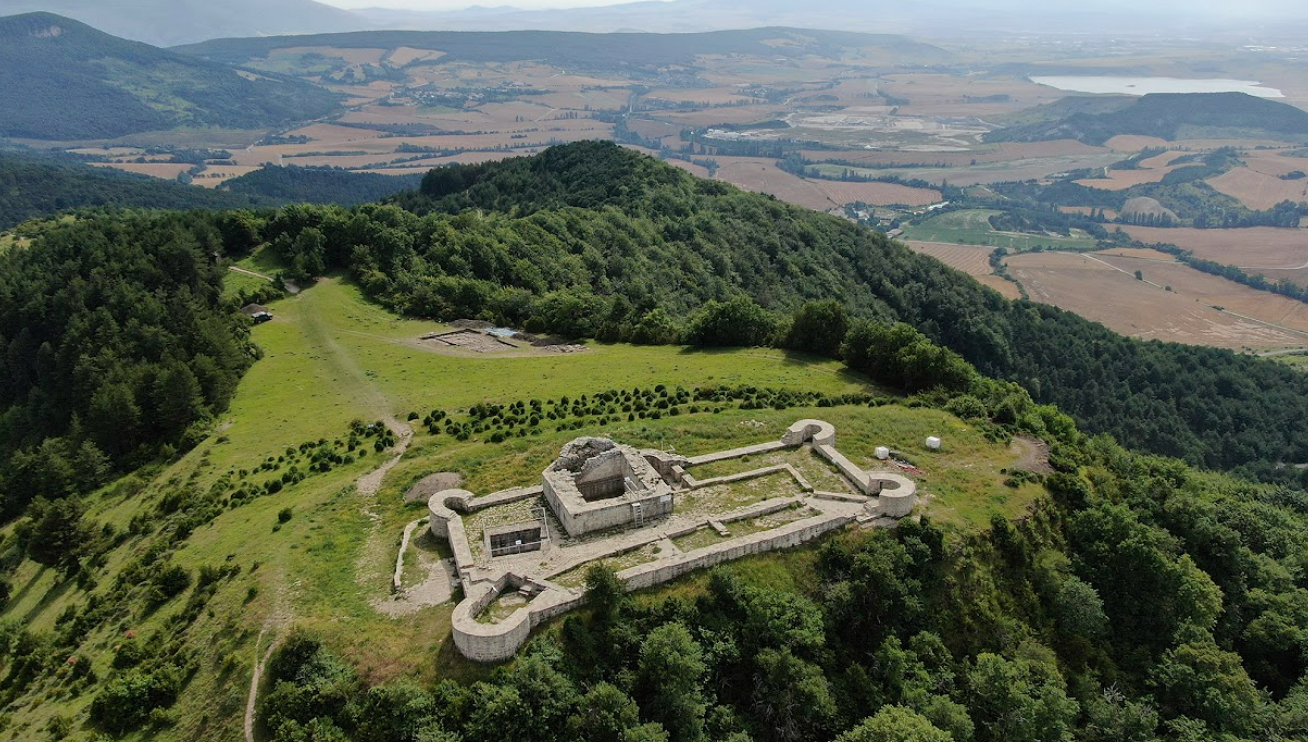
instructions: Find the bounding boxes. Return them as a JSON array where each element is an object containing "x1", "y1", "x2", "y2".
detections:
[
  {"x1": 20, "y1": 570, "x2": 74, "y2": 627},
  {"x1": 675, "y1": 345, "x2": 876, "y2": 387}
]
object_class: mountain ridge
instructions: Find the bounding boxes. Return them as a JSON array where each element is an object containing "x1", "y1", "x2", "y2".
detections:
[
  {"x1": 986, "y1": 92, "x2": 1308, "y2": 145},
  {"x1": 0, "y1": 0, "x2": 364, "y2": 46},
  {"x1": 0, "y1": 12, "x2": 340, "y2": 140},
  {"x1": 175, "y1": 26, "x2": 951, "y2": 69}
]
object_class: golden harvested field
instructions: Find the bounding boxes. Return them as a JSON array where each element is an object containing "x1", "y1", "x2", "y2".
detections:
[
  {"x1": 712, "y1": 156, "x2": 833, "y2": 211},
  {"x1": 628, "y1": 119, "x2": 688, "y2": 141},
  {"x1": 813, "y1": 180, "x2": 941, "y2": 206},
  {"x1": 536, "y1": 89, "x2": 630, "y2": 111},
  {"x1": 285, "y1": 123, "x2": 389, "y2": 143},
  {"x1": 1122, "y1": 226, "x2": 1308, "y2": 286},
  {"x1": 879, "y1": 72, "x2": 1061, "y2": 116},
  {"x1": 1105, "y1": 135, "x2": 1171, "y2": 151},
  {"x1": 1208, "y1": 167, "x2": 1308, "y2": 210},
  {"x1": 908, "y1": 241, "x2": 993, "y2": 275},
  {"x1": 1061, "y1": 206, "x2": 1120, "y2": 220},
  {"x1": 386, "y1": 47, "x2": 445, "y2": 67},
  {"x1": 907, "y1": 241, "x2": 1022, "y2": 299},
  {"x1": 660, "y1": 105, "x2": 789, "y2": 127},
  {"x1": 1074, "y1": 151, "x2": 1188, "y2": 190},
  {"x1": 646, "y1": 87, "x2": 758, "y2": 105},
  {"x1": 800, "y1": 140, "x2": 1108, "y2": 168},
  {"x1": 192, "y1": 166, "x2": 262, "y2": 187},
  {"x1": 709, "y1": 157, "x2": 938, "y2": 210},
  {"x1": 1096, "y1": 247, "x2": 1177, "y2": 260},
  {"x1": 1098, "y1": 253, "x2": 1308, "y2": 335},
  {"x1": 1008, "y1": 250, "x2": 1308, "y2": 350},
  {"x1": 89, "y1": 162, "x2": 191, "y2": 179}
]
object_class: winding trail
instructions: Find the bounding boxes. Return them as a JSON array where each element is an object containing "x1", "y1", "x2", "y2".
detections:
[
  {"x1": 244, "y1": 281, "x2": 415, "y2": 742},
  {"x1": 229, "y1": 266, "x2": 274, "y2": 282},
  {"x1": 244, "y1": 630, "x2": 279, "y2": 742}
]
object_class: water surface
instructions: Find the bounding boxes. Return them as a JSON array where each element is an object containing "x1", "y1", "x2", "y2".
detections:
[{"x1": 1030, "y1": 76, "x2": 1284, "y2": 98}]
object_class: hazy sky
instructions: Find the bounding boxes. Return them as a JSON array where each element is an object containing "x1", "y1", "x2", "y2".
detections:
[
  {"x1": 317, "y1": 0, "x2": 1308, "y2": 17},
  {"x1": 320, "y1": 0, "x2": 665, "y2": 8}
]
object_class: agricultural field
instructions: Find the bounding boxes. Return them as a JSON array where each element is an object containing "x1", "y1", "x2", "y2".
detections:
[
  {"x1": 1208, "y1": 166, "x2": 1308, "y2": 210},
  {"x1": 1073, "y1": 150, "x2": 1189, "y2": 190},
  {"x1": 906, "y1": 241, "x2": 1022, "y2": 299},
  {"x1": 1123, "y1": 225, "x2": 1308, "y2": 287},
  {"x1": 903, "y1": 209, "x2": 1099, "y2": 250},
  {"x1": 1008, "y1": 250, "x2": 1308, "y2": 351},
  {"x1": 60, "y1": 32, "x2": 1308, "y2": 235},
  {"x1": 808, "y1": 149, "x2": 1123, "y2": 187},
  {"x1": 711, "y1": 156, "x2": 841, "y2": 211}
]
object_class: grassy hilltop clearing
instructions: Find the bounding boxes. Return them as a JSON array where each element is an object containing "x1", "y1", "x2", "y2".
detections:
[
  {"x1": 1, "y1": 144, "x2": 1308, "y2": 742},
  {"x1": 0, "y1": 270, "x2": 1047, "y2": 741}
]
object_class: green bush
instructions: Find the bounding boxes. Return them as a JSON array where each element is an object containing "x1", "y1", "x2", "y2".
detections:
[{"x1": 90, "y1": 666, "x2": 183, "y2": 734}]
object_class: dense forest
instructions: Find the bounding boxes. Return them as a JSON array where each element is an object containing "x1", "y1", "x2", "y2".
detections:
[
  {"x1": 245, "y1": 141, "x2": 1308, "y2": 486},
  {"x1": 252, "y1": 338, "x2": 1308, "y2": 742},
  {"x1": 0, "y1": 153, "x2": 446, "y2": 229},
  {"x1": 222, "y1": 166, "x2": 424, "y2": 206},
  {"x1": 0, "y1": 12, "x2": 339, "y2": 139},
  {"x1": 0, "y1": 151, "x2": 264, "y2": 230},
  {"x1": 0, "y1": 210, "x2": 255, "y2": 517}
]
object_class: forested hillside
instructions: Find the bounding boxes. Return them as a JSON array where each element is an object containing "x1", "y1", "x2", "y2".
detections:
[
  {"x1": 988, "y1": 92, "x2": 1308, "y2": 144},
  {"x1": 0, "y1": 211, "x2": 254, "y2": 517},
  {"x1": 253, "y1": 141, "x2": 1308, "y2": 484},
  {"x1": 221, "y1": 166, "x2": 423, "y2": 206},
  {"x1": 0, "y1": 151, "x2": 262, "y2": 229},
  {"x1": 176, "y1": 26, "x2": 949, "y2": 72},
  {"x1": 0, "y1": 12, "x2": 339, "y2": 139}
]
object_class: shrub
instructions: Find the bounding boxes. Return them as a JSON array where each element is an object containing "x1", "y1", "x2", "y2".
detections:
[{"x1": 90, "y1": 666, "x2": 182, "y2": 734}]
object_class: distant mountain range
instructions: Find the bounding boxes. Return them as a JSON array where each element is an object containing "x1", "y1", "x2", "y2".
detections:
[
  {"x1": 0, "y1": 13, "x2": 339, "y2": 140},
  {"x1": 351, "y1": 0, "x2": 1308, "y2": 39},
  {"x1": 987, "y1": 93, "x2": 1308, "y2": 145},
  {"x1": 176, "y1": 26, "x2": 952, "y2": 70},
  {"x1": 6, "y1": 0, "x2": 1308, "y2": 48},
  {"x1": 0, "y1": 0, "x2": 363, "y2": 47}
]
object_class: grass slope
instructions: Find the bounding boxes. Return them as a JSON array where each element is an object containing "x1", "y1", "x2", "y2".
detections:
[
  {"x1": 0, "y1": 12, "x2": 340, "y2": 140},
  {"x1": 903, "y1": 208, "x2": 1098, "y2": 250},
  {"x1": 0, "y1": 276, "x2": 1039, "y2": 740}
]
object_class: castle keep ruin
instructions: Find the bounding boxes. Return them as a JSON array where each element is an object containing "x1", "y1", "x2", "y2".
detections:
[
  {"x1": 543, "y1": 438, "x2": 676, "y2": 535},
  {"x1": 425, "y1": 419, "x2": 918, "y2": 662}
]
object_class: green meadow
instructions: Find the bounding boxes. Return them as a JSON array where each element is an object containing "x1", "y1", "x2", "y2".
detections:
[{"x1": 903, "y1": 208, "x2": 1099, "y2": 250}]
